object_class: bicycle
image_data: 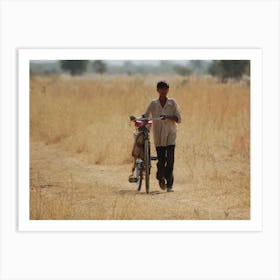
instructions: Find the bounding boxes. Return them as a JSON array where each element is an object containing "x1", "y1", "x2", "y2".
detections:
[{"x1": 128, "y1": 116, "x2": 163, "y2": 194}]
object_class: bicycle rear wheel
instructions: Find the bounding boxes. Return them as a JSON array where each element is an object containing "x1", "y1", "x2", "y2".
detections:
[{"x1": 144, "y1": 139, "x2": 150, "y2": 194}]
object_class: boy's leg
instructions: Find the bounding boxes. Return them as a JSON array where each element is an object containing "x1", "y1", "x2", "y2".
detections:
[
  {"x1": 165, "y1": 145, "x2": 175, "y2": 190},
  {"x1": 156, "y1": 146, "x2": 167, "y2": 189},
  {"x1": 156, "y1": 146, "x2": 166, "y2": 179}
]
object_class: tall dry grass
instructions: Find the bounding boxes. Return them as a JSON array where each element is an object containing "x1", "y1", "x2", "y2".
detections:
[
  {"x1": 30, "y1": 74, "x2": 250, "y2": 219},
  {"x1": 30, "y1": 75, "x2": 155, "y2": 164},
  {"x1": 30, "y1": 75, "x2": 249, "y2": 162}
]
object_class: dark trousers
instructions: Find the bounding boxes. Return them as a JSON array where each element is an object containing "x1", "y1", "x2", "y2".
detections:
[{"x1": 156, "y1": 145, "x2": 175, "y2": 188}]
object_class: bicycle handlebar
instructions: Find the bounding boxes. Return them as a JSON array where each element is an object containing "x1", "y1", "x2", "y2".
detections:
[
  {"x1": 130, "y1": 116, "x2": 163, "y2": 122},
  {"x1": 137, "y1": 117, "x2": 163, "y2": 121}
]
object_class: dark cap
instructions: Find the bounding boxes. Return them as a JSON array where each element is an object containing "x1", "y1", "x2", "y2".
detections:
[{"x1": 157, "y1": 81, "x2": 169, "y2": 89}]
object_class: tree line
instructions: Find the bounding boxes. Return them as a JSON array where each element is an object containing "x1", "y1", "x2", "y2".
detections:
[{"x1": 31, "y1": 60, "x2": 250, "y2": 82}]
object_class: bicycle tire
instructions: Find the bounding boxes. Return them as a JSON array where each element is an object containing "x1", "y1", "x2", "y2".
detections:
[
  {"x1": 144, "y1": 139, "x2": 150, "y2": 194},
  {"x1": 136, "y1": 165, "x2": 143, "y2": 191}
]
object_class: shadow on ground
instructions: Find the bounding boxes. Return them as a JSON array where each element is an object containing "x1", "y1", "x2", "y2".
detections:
[{"x1": 118, "y1": 189, "x2": 164, "y2": 196}]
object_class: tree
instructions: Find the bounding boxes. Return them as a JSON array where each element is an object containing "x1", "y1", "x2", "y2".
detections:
[
  {"x1": 174, "y1": 65, "x2": 192, "y2": 76},
  {"x1": 60, "y1": 60, "x2": 89, "y2": 76},
  {"x1": 189, "y1": 60, "x2": 203, "y2": 74},
  {"x1": 208, "y1": 60, "x2": 250, "y2": 82},
  {"x1": 208, "y1": 61, "x2": 219, "y2": 76},
  {"x1": 92, "y1": 60, "x2": 107, "y2": 74}
]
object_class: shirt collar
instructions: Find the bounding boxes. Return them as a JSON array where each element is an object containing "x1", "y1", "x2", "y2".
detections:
[{"x1": 157, "y1": 97, "x2": 170, "y2": 105}]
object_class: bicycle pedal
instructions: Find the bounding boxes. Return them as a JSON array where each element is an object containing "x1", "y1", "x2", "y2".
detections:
[
  {"x1": 129, "y1": 177, "x2": 137, "y2": 183},
  {"x1": 151, "y1": 156, "x2": 158, "y2": 160}
]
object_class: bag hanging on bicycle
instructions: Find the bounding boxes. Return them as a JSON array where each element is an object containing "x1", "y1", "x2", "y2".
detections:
[{"x1": 131, "y1": 131, "x2": 144, "y2": 159}]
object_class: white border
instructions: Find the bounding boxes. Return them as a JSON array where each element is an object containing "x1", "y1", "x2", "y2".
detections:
[{"x1": 19, "y1": 48, "x2": 262, "y2": 232}]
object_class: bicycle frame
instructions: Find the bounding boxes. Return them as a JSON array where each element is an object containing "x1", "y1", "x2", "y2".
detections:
[{"x1": 129, "y1": 116, "x2": 162, "y2": 193}]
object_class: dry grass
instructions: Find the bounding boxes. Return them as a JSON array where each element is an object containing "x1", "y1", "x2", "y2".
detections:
[{"x1": 30, "y1": 74, "x2": 250, "y2": 220}]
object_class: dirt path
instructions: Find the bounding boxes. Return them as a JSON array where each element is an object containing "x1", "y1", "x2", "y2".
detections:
[{"x1": 30, "y1": 141, "x2": 250, "y2": 220}]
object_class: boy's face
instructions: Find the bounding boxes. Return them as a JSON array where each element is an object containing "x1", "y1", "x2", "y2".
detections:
[{"x1": 157, "y1": 87, "x2": 169, "y2": 98}]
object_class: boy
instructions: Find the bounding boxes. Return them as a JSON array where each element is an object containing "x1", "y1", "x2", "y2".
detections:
[{"x1": 143, "y1": 81, "x2": 181, "y2": 192}]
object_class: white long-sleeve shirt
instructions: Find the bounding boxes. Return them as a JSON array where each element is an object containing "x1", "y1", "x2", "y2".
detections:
[{"x1": 144, "y1": 97, "x2": 181, "y2": 147}]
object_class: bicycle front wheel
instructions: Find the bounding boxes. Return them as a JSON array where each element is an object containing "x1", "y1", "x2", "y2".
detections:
[
  {"x1": 136, "y1": 164, "x2": 143, "y2": 191},
  {"x1": 144, "y1": 139, "x2": 150, "y2": 194}
]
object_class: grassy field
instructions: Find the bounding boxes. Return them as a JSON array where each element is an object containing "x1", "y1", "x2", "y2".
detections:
[{"x1": 30, "y1": 74, "x2": 250, "y2": 220}]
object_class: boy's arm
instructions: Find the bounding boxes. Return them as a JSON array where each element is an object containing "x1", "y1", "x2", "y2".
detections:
[
  {"x1": 130, "y1": 102, "x2": 152, "y2": 120},
  {"x1": 161, "y1": 101, "x2": 181, "y2": 123},
  {"x1": 163, "y1": 115, "x2": 179, "y2": 122},
  {"x1": 173, "y1": 100, "x2": 181, "y2": 123},
  {"x1": 143, "y1": 101, "x2": 152, "y2": 117}
]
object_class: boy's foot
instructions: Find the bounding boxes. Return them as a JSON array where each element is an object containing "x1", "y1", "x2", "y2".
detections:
[
  {"x1": 167, "y1": 188, "x2": 174, "y2": 192},
  {"x1": 158, "y1": 178, "x2": 166, "y2": 190}
]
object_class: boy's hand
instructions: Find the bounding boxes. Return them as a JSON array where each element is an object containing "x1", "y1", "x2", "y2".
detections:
[{"x1": 160, "y1": 115, "x2": 179, "y2": 122}]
